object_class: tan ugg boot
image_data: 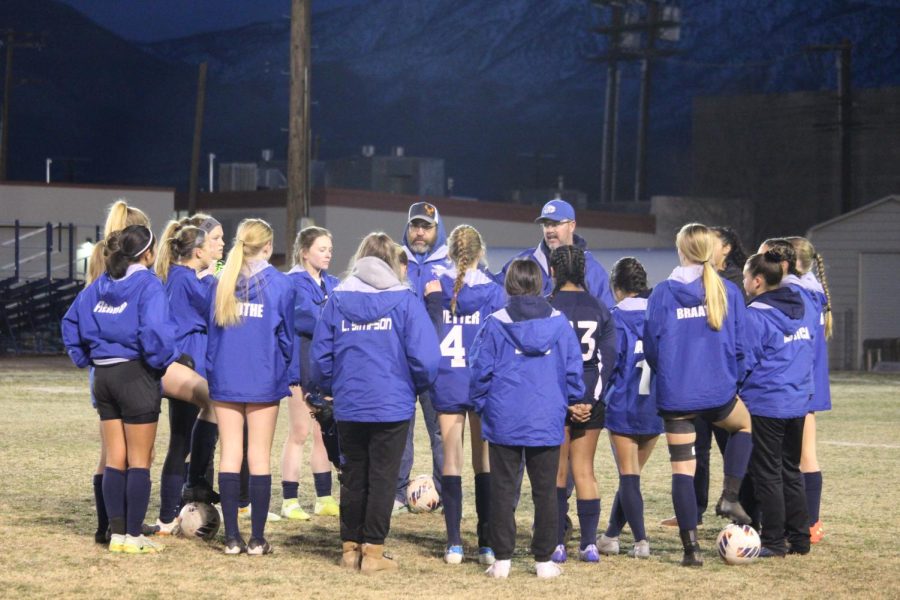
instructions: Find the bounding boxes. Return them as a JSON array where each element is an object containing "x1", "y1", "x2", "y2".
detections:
[
  {"x1": 340, "y1": 541, "x2": 362, "y2": 570},
  {"x1": 360, "y1": 543, "x2": 398, "y2": 573}
]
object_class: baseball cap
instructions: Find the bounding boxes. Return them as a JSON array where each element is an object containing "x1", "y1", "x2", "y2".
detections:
[
  {"x1": 408, "y1": 201, "x2": 439, "y2": 225},
  {"x1": 535, "y1": 199, "x2": 575, "y2": 223}
]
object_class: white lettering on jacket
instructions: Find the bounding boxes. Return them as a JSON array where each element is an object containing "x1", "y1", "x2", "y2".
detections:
[
  {"x1": 784, "y1": 326, "x2": 811, "y2": 344},
  {"x1": 93, "y1": 301, "x2": 128, "y2": 314},
  {"x1": 676, "y1": 306, "x2": 707, "y2": 320},
  {"x1": 340, "y1": 318, "x2": 393, "y2": 332},
  {"x1": 443, "y1": 309, "x2": 480, "y2": 325},
  {"x1": 238, "y1": 302, "x2": 264, "y2": 318}
]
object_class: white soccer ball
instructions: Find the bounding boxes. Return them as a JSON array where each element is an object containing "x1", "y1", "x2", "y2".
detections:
[
  {"x1": 716, "y1": 523, "x2": 761, "y2": 565},
  {"x1": 406, "y1": 475, "x2": 440, "y2": 513},
  {"x1": 177, "y1": 502, "x2": 221, "y2": 541}
]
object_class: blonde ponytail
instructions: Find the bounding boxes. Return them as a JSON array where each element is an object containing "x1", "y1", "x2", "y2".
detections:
[
  {"x1": 213, "y1": 218, "x2": 273, "y2": 328},
  {"x1": 154, "y1": 219, "x2": 184, "y2": 284},
  {"x1": 702, "y1": 261, "x2": 727, "y2": 331},
  {"x1": 85, "y1": 199, "x2": 151, "y2": 286},
  {"x1": 447, "y1": 224, "x2": 485, "y2": 316},
  {"x1": 815, "y1": 252, "x2": 834, "y2": 340},
  {"x1": 676, "y1": 223, "x2": 728, "y2": 331}
]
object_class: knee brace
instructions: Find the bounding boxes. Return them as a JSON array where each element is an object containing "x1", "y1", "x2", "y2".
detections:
[
  {"x1": 664, "y1": 418, "x2": 696, "y2": 435},
  {"x1": 667, "y1": 443, "x2": 696, "y2": 462}
]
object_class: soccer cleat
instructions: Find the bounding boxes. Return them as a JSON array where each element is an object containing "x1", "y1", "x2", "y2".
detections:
[
  {"x1": 314, "y1": 495, "x2": 340, "y2": 517},
  {"x1": 810, "y1": 520, "x2": 824, "y2": 544},
  {"x1": 660, "y1": 516, "x2": 678, "y2": 527},
  {"x1": 182, "y1": 479, "x2": 220, "y2": 505},
  {"x1": 597, "y1": 533, "x2": 620, "y2": 555},
  {"x1": 141, "y1": 523, "x2": 160, "y2": 536},
  {"x1": 392, "y1": 500, "x2": 408, "y2": 515},
  {"x1": 154, "y1": 518, "x2": 178, "y2": 536},
  {"x1": 578, "y1": 544, "x2": 601, "y2": 563},
  {"x1": 550, "y1": 544, "x2": 567, "y2": 563},
  {"x1": 108, "y1": 533, "x2": 126, "y2": 553},
  {"x1": 629, "y1": 539, "x2": 651, "y2": 559},
  {"x1": 758, "y1": 546, "x2": 785, "y2": 558},
  {"x1": 224, "y1": 536, "x2": 247, "y2": 555},
  {"x1": 535, "y1": 560, "x2": 562, "y2": 579},
  {"x1": 478, "y1": 547, "x2": 496, "y2": 566},
  {"x1": 281, "y1": 500, "x2": 311, "y2": 521},
  {"x1": 444, "y1": 545, "x2": 464, "y2": 565},
  {"x1": 484, "y1": 559, "x2": 511, "y2": 578},
  {"x1": 715, "y1": 494, "x2": 752, "y2": 525},
  {"x1": 679, "y1": 529, "x2": 703, "y2": 567},
  {"x1": 123, "y1": 534, "x2": 164, "y2": 554},
  {"x1": 247, "y1": 538, "x2": 273, "y2": 556}
]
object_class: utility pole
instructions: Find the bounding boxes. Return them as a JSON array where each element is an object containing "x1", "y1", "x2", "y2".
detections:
[
  {"x1": 287, "y1": 0, "x2": 312, "y2": 256},
  {"x1": 806, "y1": 40, "x2": 853, "y2": 215},
  {"x1": 0, "y1": 30, "x2": 43, "y2": 181},
  {"x1": 188, "y1": 62, "x2": 208, "y2": 214},
  {"x1": 599, "y1": 4, "x2": 622, "y2": 204}
]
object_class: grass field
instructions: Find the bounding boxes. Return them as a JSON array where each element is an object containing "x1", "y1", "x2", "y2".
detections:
[{"x1": 1, "y1": 357, "x2": 898, "y2": 599}]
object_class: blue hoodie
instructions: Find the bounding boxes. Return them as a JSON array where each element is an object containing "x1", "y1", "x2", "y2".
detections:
[
  {"x1": 497, "y1": 235, "x2": 615, "y2": 309},
  {"x1": 62, "y1": 266, "x2": 179, "y2": 371},
  {"x1": 205, "y1": 262, "x2": 295, "y2": 403},
  {"x1": 402, "y1": 213, "x2": 452, "y2": 300},
  {"x1": 604, "y1": 296, "x2": 664, "y2": 435},
  {"x1": 164, "y1": 264, "x2": 215, "y2": 378},
  {"x1": 644, "y1": 265, "x2": 746, "y2": 413},
  {"x1": 469, "y1": 296, "x2": 585, "y2": 446},
  {"x1": 287, "y1": 266, "x2": 340, "y2": 388},
  {"x1": 310, "y1": 256, "x2": 440, "y2": 422},
  {"x1": 792, "y1": 272, "x2": 831, "y2": 412},
  {"x1": 740, "y1": 286, "x2": 815, "y2": 419},
  {"x1": 430, "y1": 265, "x2": 507, "y2": 414}
]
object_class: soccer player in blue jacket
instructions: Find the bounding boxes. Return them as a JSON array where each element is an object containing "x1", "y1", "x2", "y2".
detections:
[
  {"x1": 430, "y1": 224, "x2": 506, "y2": 566},
  {"x1": 469, "y1": 259, "x2": 585, "y2": 579},
  {"x1": 206, "y1": 218, "x2": 295, "y2": 556},
  {"x1": 598, "y1": 257, "x2": 664, "y2": 559},
  {"x1": 740, "y1": 250, "x2": 815, "y2": 556},
  {"x1": 63, "y1": 224, "x2": 179, "y2": 554},
  {"x1": 311, "y1": 232, "x2": 440, "y2": 573},
  {"x1": 497, "y1": 199, "x2": 615, "y2": 309},
  {"x1": 280, "y1": 226, "x2": 340, "y2": 520},
  {"x1": 547, "y1": 245, "x2": 617, "y2": 564},
  {"x1": 644, "y1": 223, "x2": 754, "y2": 567}
]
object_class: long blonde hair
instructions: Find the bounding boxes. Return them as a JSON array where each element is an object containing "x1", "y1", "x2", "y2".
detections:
[
  {"x1": 786, "y1": 236, "x2": 833, "y2": 340},
  {"x1": 85, "y1": 200, "x2": 150, "y2": 285},
  {"x1": 348, "y1": 232, "x2": 402, "y2": 279},
  {"x1": 154, "y1": 213, "x2": 217, "y2": 284},
  {"x1": 447, "y1": 224, "x2": 485, "y2": 315},
  {"x1": 676, "y1": 223, "x2": 727, "y2": 331},
  {"x1": 214, "y1": 218, "x2": 273, "y2": 327}
]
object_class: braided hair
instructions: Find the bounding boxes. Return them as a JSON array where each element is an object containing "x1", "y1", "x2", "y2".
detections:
[
  {"x1": 610, "y1": 256, "x2": 650, "y2": 297},
  {"x1": 549, "y1": 245, "x2": 586, "y2": 299},
  {"x1": 447, "y1": 224, "x2": 485, "y2": 315},
  {"x1": 761, "y1": 238, "x2": 800, "y2": 277}
]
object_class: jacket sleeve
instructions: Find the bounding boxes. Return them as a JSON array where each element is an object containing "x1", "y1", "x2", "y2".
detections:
[
  {"x1": 293, "y1": 283, "x2": 320, "y2": 337},
  {"x1": 404, "y1": 296, "x2": 441, "y2": 394},
  {"x1": 563, "y1": 325, "x2": 586, "y2": 405},
  {"x1": 643, "y1": 289, "x2": 663, "y2": 371},
  {"x1": 595, "y1": 306, "x2": 618, "y2": 400},
  {"x1": 738, "y1": 311, "x2": 766, "y2": 387},
  {"x1": 731, "y1": 287, "x2": 748, "y2": 377},
  {"x1": 468, "y1": 320, "x2": 496, "y2": 415},
  {"x1": 277, "y1": 282, "x2": 296, "y2": 369},
  {"x1": 138, "y1": 282, "x2": 179, "y2": 371},
  {"x1": 425, "y1": 289, "x2": 443, "y2": 336},
  {"x1": 310, "y1": 298, "x2": 336, "y2": 395},
  {"x1": 587, "y1": 260, "x2": 616, "y2": 309},
  {"x1": 61, "y1": 292, "x2": 90, "y2": 368}
]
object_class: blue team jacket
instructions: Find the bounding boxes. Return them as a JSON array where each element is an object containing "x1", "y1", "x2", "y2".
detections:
[
  {"x1": 644, "y1": 265, "x2": 746, "y2": 413},
  {"x1": 402, "y1": 218, "x2": 452, "y2": 300},
  {"x1": 468, "y1": 299, "x2": 585, "y2": 446},
  {"x1": 430, "y1": 265, "x2": 507, "y2": 414},
  {"x1": 206, "y1": 263, "x2": 295, "y2": 403},
  {"x1": 62, "y1": 266, "x2": 179, "y2": 371},
  {"x1": 792, "y1": 273, "x2": 831, "y2": 412},
  {"x1": 740, "y1": 286, "x2": 815, "y2": 419},
  {"x1": 165, "y1": 264, "x2": 215, "y2": 377},
  {"x1": 496, "y1": 235, "x2": 615, "y2": 309},
  {"x1": 287, "y1": 267, "x2": 339, "y2": 388},
  {"x1": 310, "y1": 257, "x2": 440, "y2": 423},
  {"x1": 604, "y1": 296, "x2": 664, "y2": 435}
]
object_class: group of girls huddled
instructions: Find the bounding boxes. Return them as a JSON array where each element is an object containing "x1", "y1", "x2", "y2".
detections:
[{"x1": 62, "y1": 199, "x2": 832, "y2": 577}]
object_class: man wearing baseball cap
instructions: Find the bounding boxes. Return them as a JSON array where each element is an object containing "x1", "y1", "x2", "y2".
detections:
[{"x1": 498, "y1": 198, "x2": 615, "y2": 309}]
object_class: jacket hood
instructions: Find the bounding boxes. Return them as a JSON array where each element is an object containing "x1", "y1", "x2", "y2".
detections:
[
  {"x1": 796, "y1": 272, "x2": 825, "y2": 295},
  {"x1": 96, "y1": 265, "x2": 152, "y2": 305},
  {"x1": 232, "y1": 262, "x2": 275, "y2": 303},
  {"x1": 436, "y1": 267, "x2": 502, "y2": 316},
  {"x1": 402, "y1": 207, "x2": 448, "y2": 264},
  {"x1": 492, "y1": 305, "x2": 567, "y2": 355},
  {"x1": 333, "y1": 257, "x2": 408, "y2": 322},
  {"x1": 666, "y1": 265, "x2": 707, "y2": 306},
  {"x1": 614, "y1": 296, "x2": 648, "y2": 336},
  {"x1": 749, "y1": 287, "x2": 805, "y2": 334}
]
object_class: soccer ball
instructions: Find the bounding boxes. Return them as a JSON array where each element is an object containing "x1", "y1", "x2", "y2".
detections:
[
  {"x1": 406, "y1": 475, "x2": 440, "y2": 513},
  {"x1": 716, "y1": 523, "x2": 761, "y2": 565},
  {"x1": 177, "y1": 502, "x2": 221, "y2": 541}
]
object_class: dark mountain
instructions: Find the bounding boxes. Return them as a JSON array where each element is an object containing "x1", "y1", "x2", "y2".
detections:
[{"x1": 4, "y1": 0, "x2": 899, "y2": 199}]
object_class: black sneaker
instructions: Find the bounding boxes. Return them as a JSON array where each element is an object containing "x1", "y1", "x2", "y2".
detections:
[
  {"x1": 142, "y1": 522, "x2": 161, "y2": 536},
  {"x1": 679, "y1": 529, "x2": 703, "y2": 567},
  {"x1": 94, "y1": 527, "x2": 111, "y2": 544},
  {"x1": 247, "y1": 538, "x2": 273, "y2": 556},
  {"x1": 182, "y1": 479, "x2": 221, "y2": 505},
  {"x1": 715, "y1": 495, "x2": 752, "y2": 525},
  {"x1": 224, "y1": 536, "x2": 247, "y2": 555},
  {"x1": 759, "y1": 546, "x2": 786, "y2": 558}
]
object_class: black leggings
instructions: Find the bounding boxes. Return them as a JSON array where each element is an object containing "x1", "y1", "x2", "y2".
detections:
[{"x1": 161, "y1": 398, "x2": 198, "y2": 476}]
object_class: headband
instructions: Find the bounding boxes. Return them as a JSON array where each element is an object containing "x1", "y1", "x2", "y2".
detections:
[
  {"x1": 131, "y1": 228, "x2": 155, "y2": 258},
  {"x1": 199, "y1": 217, "x2": 221, "y2": 234}
]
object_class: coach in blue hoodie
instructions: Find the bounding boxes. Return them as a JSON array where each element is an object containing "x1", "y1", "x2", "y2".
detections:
[
  {"x1": 739, "y1": 251, "x2": 815, "y2": 557},
  {"x1": 311, "y1": 233, "x2": 440, "y2": 571}
]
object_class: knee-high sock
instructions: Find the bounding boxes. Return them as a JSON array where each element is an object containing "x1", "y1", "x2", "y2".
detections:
[
  {"x1": 604, "y1": 490, "x2": 627, "y2": 537},
  {"x1": 804, "y1": 471, "x2": 822, "y2": 525},
  {"x1": 93, "y1": 473, "x2": 108, "y2": 534},
  {"x1": 556, "y1": 487, "x2": 568, "y2": 545},
  {"x1": 102, "y1": 467, "x2": 126, "y2": 536},
  {"x1": 282, "y1": 480, "x2": 299, "y2": 501},
  {"x1": 188, "y1": 419, "x2": 218, "y2": 486},
  {"x1": 619, "y1": 474, "x2": 646, "y2": 541},
  {"x1": 474, "y1": 473, "x2": 491, "y2": 548},
  {"x1": 313, "y1": 471, "x2": 332, "y2": 497},
  {"x1": 576, "y1": 498, "x2": 600, "y2": 550},
  {"x1": 249, "y1": 474, "x2": 272, "y2": 540},
  {"x1": 125, "y1": 468, "x2": 151, "y2": 538},
  {"x1": 672, "y1": 474, "x2": 698, "y2": 531},
  {"x1": 219, "y1": 472, "x2": 241, "y2": 540},
  {"x1": 159, "y1": 473, "x2": 185, "y2": 523},
  {"x1": 443, "y1": 475, "x2": 463, "y2": 546}
]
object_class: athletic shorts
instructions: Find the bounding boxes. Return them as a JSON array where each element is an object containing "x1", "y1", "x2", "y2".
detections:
[
  {"x1": 567, "y1": 400, "x2": 605, "y2": 430},
  {"x1": 658, "y1": 395, "x2": 738, "y2": 425},
  {"x1": 92, "y1": 361, "x2": 163, "y2": 424}
]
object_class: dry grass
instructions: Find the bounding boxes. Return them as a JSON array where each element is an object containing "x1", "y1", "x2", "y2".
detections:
[{"x1": 0, "y1": 357, "x2": 898, "y2": 599}]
